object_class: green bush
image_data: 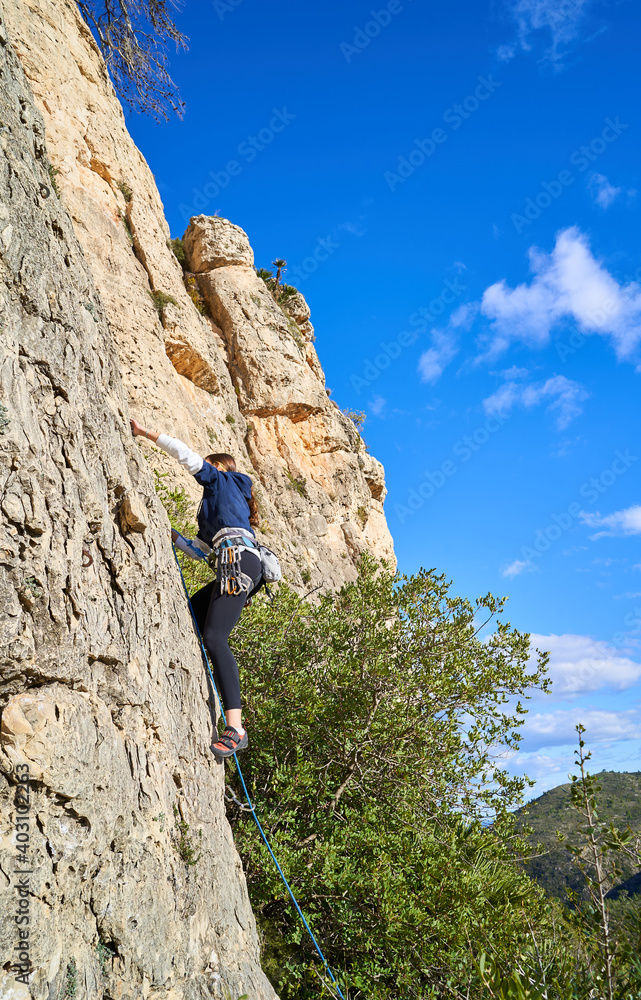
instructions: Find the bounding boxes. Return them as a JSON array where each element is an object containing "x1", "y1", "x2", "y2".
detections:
[
  {"x1": 173, "y1": 803, "x2": 202, "y2": 866},
  {"x1": 183, "y1": 273, "x2": 210, "y2": 315},
  {"x1": 63, "y1": 958, "x2": 77, "y2": 999},
  {"x1": 48, "y1": 164, "x2": 61, "y2": 199},
  {"x1": 120, "y1": 210, "x2": 134, "y2": 245},
  {"x1": 148, "y1": 288, "x2": 178, "y2": 317},
  {"x1": 226, "y1": 560, "x2": 556, "y2": 998},
  {"x1": 285, "y1": 471, "x2": 307, "y2": 497},
  {"x1": 118, "y1": 179, "x2": 133, "y2": 202},
  {"x1": 343, "y1": 407, "x2": 366, "y2": 431},
  {"x1": 256, "y1": 264, "x2": 300, "y2": 306},
  {"x1": 169, "y1": 236, "x2": 186, "y2": 267}
]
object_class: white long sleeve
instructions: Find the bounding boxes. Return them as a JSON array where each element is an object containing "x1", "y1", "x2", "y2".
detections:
[
  {"x1": 156, "y1": 434, "x2": 204, "y2": 475},
  {"x1": 173, "y1": 532, "x2": 210, "y2": 561}
]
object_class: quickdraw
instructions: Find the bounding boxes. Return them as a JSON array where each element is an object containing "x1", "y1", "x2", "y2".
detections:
[{"x1": 212, "y1": 539, "x2": 255, "y2": 596}]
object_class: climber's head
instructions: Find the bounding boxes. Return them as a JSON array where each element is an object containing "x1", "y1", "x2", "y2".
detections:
[{"x1": 204, "y1": 452, "x2": 236, "y2": 472}]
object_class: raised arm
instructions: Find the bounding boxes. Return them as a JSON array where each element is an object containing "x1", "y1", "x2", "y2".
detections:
[
  {"x1": 130, "y1": 419, "x2": 204, "y2": 476},
  {"x1": 130, "y1": 418, "x2": 161, "y2": 444}
]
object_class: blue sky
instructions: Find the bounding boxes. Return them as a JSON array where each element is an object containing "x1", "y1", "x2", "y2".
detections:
[{"x1": 125, "y1": 0, "x2": 640, "y2": 796}]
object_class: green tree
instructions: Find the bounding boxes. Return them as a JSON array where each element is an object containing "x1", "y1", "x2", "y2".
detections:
[
  {"x1": 562, "y1": 726, "x2": 641, "y2": 1000},
  {"x1": 272, "y1": 258, "x2": 287, "y2": 287},
  {"x1": 256, "y1": 263, "x2": 299, "y2": 306},
  {"x1": 342, "y1": 407, "x2": 366, "y2": 431},
  {"x1": 475, "y1": 728, "x2": 641, "y2": 1000},
  {"x1": 227, "y1": 559, "x2": 554, "y2": 998}
]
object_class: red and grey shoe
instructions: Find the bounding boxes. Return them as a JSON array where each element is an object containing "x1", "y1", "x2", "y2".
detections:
[{"x1": 211, "y1": 726, "x2": 248, "y2": 759}]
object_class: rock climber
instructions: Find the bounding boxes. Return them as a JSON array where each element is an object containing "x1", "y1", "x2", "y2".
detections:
[{"x1": 130, "y1": 418, "x2": 262, "y2": 758}]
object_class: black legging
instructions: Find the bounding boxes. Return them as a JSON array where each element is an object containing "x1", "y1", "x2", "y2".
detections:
[{"x1": 190, "y1": 549, "x2": 262, "y2": 712}]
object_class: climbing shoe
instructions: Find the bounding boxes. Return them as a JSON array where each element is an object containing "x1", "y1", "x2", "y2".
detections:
[{"x1": 210, "y1": 726, "x2": 248, "y2": 759}]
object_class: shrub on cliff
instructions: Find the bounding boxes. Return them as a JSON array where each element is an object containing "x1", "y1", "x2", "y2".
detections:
[{"x1": 256, "y1": 264, "x2": 299, "y2": 306}]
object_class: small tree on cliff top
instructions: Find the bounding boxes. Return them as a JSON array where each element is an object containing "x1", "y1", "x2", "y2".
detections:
[{"x1": 77, "y1": 0, "x2": 188, "y2": 120}]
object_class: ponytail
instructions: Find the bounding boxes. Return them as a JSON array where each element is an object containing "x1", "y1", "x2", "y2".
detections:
[{"x1": 247, "y1": 489, "x2": 260, "y2": 528}]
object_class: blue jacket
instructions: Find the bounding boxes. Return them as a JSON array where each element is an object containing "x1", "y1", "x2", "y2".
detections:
[{"x1": 194, "y1": 463, "x2": 255, "y2": 544}]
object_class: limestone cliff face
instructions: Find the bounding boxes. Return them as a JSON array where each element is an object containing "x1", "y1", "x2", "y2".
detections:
[
  {"x1": 2, "y1": 0, "x2": 395, "y2": 593},
  {"x1": 0, "y1": 0, "x2": 396, "y2": 997},
  {"x1": 0, "y1": 10, "x2": 278, "y2": 1000}
]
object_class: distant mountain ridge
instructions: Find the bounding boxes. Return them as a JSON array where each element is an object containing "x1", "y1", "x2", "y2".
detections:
[{"x1": 515, "y1": 771, "x2": 641, "y2": 902}]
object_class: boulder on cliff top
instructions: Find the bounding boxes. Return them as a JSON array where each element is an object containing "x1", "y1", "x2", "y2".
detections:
[{"x1": 183, "y1": 215, "x2": 254, "y2": 272}]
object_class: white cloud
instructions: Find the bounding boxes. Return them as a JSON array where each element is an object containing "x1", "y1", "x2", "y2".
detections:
[
  {"x1": 588, "y1": 172, "x2": 621, "y2": 208},
  {"x1": 483, "y1": 374, "x2": 588, "y2": 429},
  {"x1": 478, "y1": 227, "x2": 641, "y2": 361},
  {"x1": 501, "y1": 0, "x2": 597, "y2": 66},
  {"x1": 520, "y1": 708, "x2": 641, "y2": 751},
  {"x1": 450, "y1": 303, "x2": 478, "y2": 329},
  {"x1": 417, "y1": 303, "x2": 478, "y2": 383},
  {"x1": 503, "y1": 750, "x2": 575, "y2": 793},
  {"x1": 369, "y1": 394, "x2": 386, "y2": 417},
  {"x1": 418, "y1": 330, "x2": 459, "y2": 384},
  {"x1": 497, "y1": 42, "x2": 517, "y2": 62},
  {"x1": 502, "y1": 558, "x2": 537, "y2": 578},
  {"x1": 504, "y1": 739, "x2": 641, "y2": 794},
  {"x1": 530, "y1": 632, "x2": 641, "y2": 695},
  {"x1": 580, "y1": 505, "x2": 641, "y2": 539}
]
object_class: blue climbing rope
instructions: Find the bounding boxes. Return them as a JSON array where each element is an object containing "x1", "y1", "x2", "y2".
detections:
[{"x1": 171, "y1": 546, "x2": 347, "y2": 1000}]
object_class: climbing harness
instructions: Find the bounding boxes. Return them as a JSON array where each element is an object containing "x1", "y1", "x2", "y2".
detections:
[
  {"x1": 172, "y1": 544, "x2": 346, "y2": 1000},
  {"x1": 208, "y1": 527, "x2": 282, "y2": 597},
  {"x1": 209, "y1": 528, "x2": 258, "y2": 596}
]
